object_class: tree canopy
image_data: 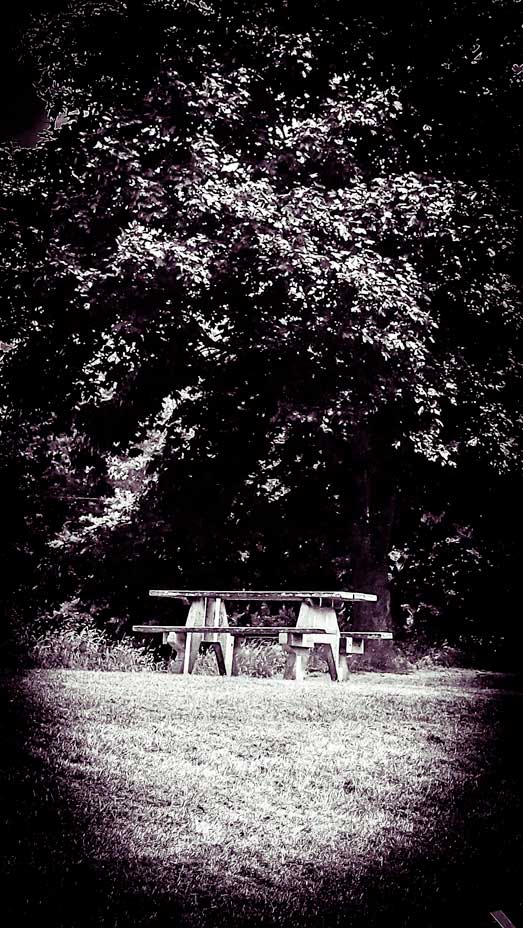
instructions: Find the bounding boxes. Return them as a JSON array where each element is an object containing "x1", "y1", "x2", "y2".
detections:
[{"x1": 1, "y1": 0, "x2": 521, "y2": 659}]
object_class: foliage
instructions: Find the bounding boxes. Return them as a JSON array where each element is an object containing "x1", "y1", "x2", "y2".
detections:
[{"x1": 1, "y1": 1, "x2": 522, "y2": 650}]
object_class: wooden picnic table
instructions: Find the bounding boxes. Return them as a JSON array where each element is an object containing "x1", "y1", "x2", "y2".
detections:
[{"x1": 133, "y1": 589, "x2": 391, "y2": 681}]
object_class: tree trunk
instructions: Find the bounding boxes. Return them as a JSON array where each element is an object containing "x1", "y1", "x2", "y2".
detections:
[
  {"x1": 350, "y1": 558, "x2": 392, "y2": 631},
  {"x1": 348, "y1": 445, "x2": 396, "y2": 634}
]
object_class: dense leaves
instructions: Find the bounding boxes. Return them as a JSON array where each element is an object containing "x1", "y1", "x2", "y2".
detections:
[{"x1": 1, "y1": 1, "x2": 521, "y2": 654}]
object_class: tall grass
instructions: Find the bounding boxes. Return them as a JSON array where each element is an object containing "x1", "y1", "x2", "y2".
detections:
[
  {"x1": 23, "y1": 622, "x2": 472, "y2": 677},
  {"x1": 233, "y1": 639, "x2": 288, "y2": 677},
  {"x1": 29, "y1": 627, "x2": 321, "y2": 677},
  {"x1": 29, "y1": 625, "x2": 155, "y2": 671},
  {"x1": 191, "y1": 640, "x2": 337, "y2": 677}
]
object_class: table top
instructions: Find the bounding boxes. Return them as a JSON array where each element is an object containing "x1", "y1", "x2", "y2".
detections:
[{"x1": 149, "y1": 589, "x2": 378, "y2": 602}]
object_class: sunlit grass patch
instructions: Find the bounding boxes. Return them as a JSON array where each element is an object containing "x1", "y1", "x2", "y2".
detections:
[{"x1": 2, "y1": 669, "x2": 521, "y2": 928}]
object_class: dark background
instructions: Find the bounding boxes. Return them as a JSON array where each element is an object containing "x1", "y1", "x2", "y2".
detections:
[{"x1": 0, "y1": 2, "x2": 66, "y2": 145}]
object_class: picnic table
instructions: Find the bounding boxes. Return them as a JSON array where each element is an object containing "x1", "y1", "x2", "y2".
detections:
[{"x1": 133, "y1": 590, "x2": 392, "y2": 681}]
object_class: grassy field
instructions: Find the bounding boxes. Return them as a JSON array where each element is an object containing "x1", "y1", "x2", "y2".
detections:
[{"x1": 1, "y1": 667, "x2": 521, "y2": 928}]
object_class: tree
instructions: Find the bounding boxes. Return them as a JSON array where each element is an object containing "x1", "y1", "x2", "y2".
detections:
[{"x1": 1, "y1": 1, "x2": 521, "y2": 639}]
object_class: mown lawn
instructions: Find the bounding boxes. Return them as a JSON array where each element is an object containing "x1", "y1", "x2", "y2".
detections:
[{"x1": 1, "y1": 667, "x2": 521, "y2": 928}]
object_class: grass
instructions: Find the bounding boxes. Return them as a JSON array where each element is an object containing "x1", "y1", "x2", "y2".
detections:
[{"x1": 1, "y1": 667, "x2": 521, "y2": 928}]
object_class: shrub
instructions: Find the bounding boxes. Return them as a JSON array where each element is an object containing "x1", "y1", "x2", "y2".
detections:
[
  {"x1": 414, "y1": 646, "x2": 467, "y2": 669},
  {"x1": 344, "y1": 643, "x2": 414, "y2": 674}
]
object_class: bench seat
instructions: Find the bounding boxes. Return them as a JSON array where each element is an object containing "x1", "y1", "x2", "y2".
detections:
[{"x1": 133, "y1": 625, "x2": 329, "y2": 635}]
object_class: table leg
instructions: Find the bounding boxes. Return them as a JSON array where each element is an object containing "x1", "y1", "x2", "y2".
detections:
[
  {"x1": 295, "y1": 603, "x2": 340, "y2": 682},
  {"x1": 211, "y1": 637, "x2": 234, "y2": 676},
  {"x1": 318, "y1": 642, "x2": 339, "y2": 681},
  {"x1": 339, "y1": 636, "x2": 365, "y2": 681},
  {"x1": 183, "y1": 598, "x2": 208, "y2": 673},
  {"x1": 166, "y1": 632, "x2": 188, "y2": 674},
  {"x1": 223, "y1": 633, "x2": 234, "y2": 675},
  {"x1": 231, "y1": 636, "x2": 243, "y2": 676},
  {"x1": 282, "y1": 645, "x2": 310, "y2": 681}
]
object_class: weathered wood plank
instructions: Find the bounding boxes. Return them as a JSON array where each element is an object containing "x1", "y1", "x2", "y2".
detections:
[
  {"x1": 343, "y1": 637, "x2": 365, "y2": 655},
  {"x1": 317, "y1": 642, "x2": 340, "y2": 681},
  {"x1": 149, "y1": 589, "x2": 377, "y2": 602},
  {"x1": 133, "y1": 626, "x2": 393, "y2": 638},
  {"x1": 133, "y1": 625, "x2": 330, "y2": 635},
  {"x1": 282, "y1": 645, "x2": 310, "y2": 681},
  {"x1": 340, "y1": 631, "x2": 393, "y2": 640}
]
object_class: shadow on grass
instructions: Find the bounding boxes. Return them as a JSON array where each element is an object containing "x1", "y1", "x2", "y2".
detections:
[{"x1": 0, "y1": 667, "x2": 522, "y2": 928}]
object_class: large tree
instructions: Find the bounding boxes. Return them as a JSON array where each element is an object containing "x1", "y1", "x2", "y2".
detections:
[{"x1": 1, "y1": 0, "x2": 521, "y2": 635}]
